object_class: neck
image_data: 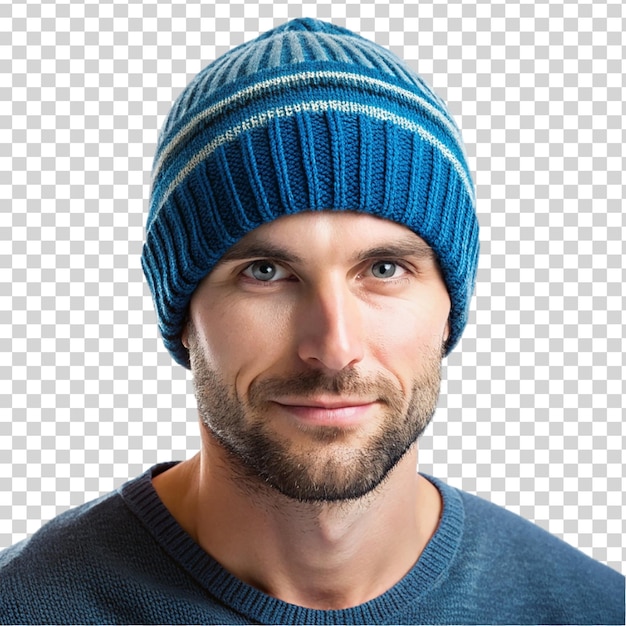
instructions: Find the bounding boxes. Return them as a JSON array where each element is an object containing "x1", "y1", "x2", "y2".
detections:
[{"x1": 153, "y1": 440, "x2": 441, "y2": 610}]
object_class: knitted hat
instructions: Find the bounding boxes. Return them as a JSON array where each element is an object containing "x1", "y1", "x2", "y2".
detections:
[{"x1": 142, "y1": 18, "x2": 479, "y2": 369}]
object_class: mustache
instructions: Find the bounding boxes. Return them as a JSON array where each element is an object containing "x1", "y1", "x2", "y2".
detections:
[{"x1": 247, "y1": 369, "x2": 404, "y2": 409}]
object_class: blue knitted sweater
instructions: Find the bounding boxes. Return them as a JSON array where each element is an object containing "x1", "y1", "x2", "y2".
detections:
[{"x1": 1, "y1": 463, "x2": 623, "y2": 624}]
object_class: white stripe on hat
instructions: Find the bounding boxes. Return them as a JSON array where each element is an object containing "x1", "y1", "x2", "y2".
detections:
[
  {"x1": 152, "y1": 98, "x2": 474, "y2": 221},
  {"x1": 152, "y1": 70, "x2": 465, "y2": 185}
]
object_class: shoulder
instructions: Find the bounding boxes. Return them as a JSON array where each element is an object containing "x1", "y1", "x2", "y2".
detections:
[
  {"x1": 0, "y1": 488, "x2": 134, "y2": 622},
  {"x1": 0, "y1": 466, "x2": 190, "y2": 623},
  {"x1": 1, "y1": 487, "x2": 124, "y2": 563},
  {"x1": 0, "y1": 462, "x2": 224, "y2": 625},
  {"x1": 459, "y1": 487, "x2": 617, "y2": 577},
  {"x1": 432, "y1": 479, "x2": 625, "y2": 624}
]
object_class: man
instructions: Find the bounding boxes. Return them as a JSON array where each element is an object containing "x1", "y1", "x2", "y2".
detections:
[{"x1": 1, "y1": 18, "x2": 623, "y2": 624}]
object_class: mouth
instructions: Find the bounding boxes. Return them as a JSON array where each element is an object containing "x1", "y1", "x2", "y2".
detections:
[{"x1": 272, "y1": 398, "x2": 378, "y2": 428}]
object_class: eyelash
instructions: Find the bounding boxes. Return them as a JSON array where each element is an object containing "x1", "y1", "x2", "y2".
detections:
[
  {"x1": 240, "y1": 259, "x2": 413, "y2": 284},
  {"x1": 364, "y1": 260, "x2": 410, "y2": 281},
  {"x1": 241, "y1": 260, "x2": 294, "y2": 283}
]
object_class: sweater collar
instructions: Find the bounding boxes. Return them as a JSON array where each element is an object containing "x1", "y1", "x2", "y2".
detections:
[{"x1": 121, "y1": 462, "x2": 464, "y2": 624}]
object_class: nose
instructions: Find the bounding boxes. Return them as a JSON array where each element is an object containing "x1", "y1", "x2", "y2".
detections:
[{"x1": 296, "y1": 278, "x2": 365, "y2": 372}]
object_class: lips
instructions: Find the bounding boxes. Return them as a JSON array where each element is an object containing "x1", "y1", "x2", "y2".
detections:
[{"x1": 272, "y1": 398, "x2": 377, "y2": 427}]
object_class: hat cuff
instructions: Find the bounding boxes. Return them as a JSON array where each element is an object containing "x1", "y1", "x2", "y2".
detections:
[{"x1": 143, "y1": 108, "x2": 477, "y2": 368}]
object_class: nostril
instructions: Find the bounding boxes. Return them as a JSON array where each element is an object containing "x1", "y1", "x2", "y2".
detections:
[{"x1": 296, "y1": 318, "x2": 365, "y2": 372}]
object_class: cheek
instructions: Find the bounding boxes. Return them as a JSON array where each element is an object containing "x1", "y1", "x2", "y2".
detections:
[
  {"x1": 192, "y1": 298, "x2": 293, "y2": 381},
  {"x1": 365, "y1": 296, "x2": 449, "y2": 367}
]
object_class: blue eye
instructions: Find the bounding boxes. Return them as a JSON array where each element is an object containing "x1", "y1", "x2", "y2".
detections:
[
  {"x1": 248, "y1": 261, "x2": 278, "y2": 281},
  {"x1": 243, "y1": 261, "x2": 291, "y2": 282},
  {"x1": 371, "y1": 261, "x2": 399, "y2": 278}
]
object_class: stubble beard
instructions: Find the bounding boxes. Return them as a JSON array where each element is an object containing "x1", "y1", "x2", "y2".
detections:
[{"x1": 188, "y1": 331, "x2": 443, "y2": 504}]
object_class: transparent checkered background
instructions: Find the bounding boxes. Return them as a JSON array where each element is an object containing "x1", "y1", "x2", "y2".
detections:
[{"x1": 1, "y1": 0, "x2": 624, "y2": 573}]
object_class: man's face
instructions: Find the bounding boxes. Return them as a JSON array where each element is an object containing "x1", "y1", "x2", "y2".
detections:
[{"x1": 184, "y1": 212, "x2": 451, "y2": 502}]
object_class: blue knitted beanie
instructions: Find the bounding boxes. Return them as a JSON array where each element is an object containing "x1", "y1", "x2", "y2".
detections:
[{"x1": 142, "y1": 18, "x2": 479, "y2": 369}]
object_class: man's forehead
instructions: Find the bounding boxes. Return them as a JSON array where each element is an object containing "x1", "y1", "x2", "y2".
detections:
[{"x1": 218, "y1": 212, "x2": 437, "y2": 264}]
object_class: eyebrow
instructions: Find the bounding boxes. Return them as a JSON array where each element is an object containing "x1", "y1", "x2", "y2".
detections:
[
  {"x1": 217, "y1": 234, "x2": 436, "y2": 266},
  {"x1": 355, "y1": 237, "x2": 436, "y2": 262},
  {"x1": 218, "y1": 241, "x2": 304, "y2": 265}
]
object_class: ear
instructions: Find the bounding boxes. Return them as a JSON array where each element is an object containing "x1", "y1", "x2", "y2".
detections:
[
  {"x1": 443, "y1": 320, "x2": 450, "y2": 344},
  {"x1": 181, "y1": 315, "x2": 191, "y2": 349}
]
